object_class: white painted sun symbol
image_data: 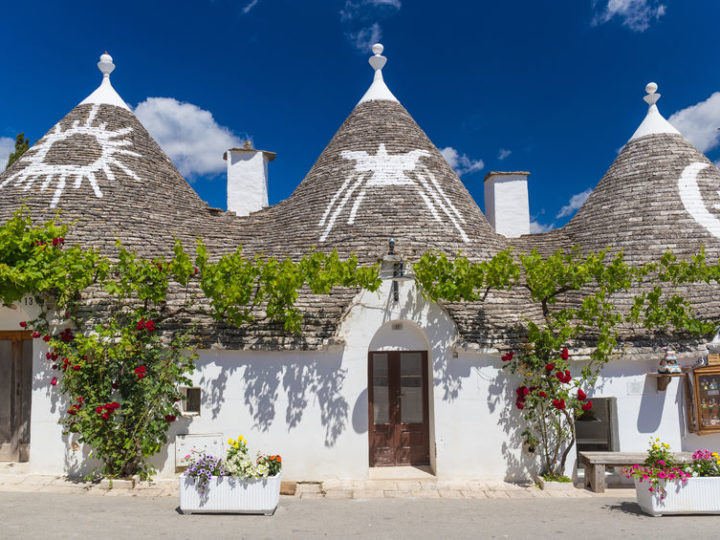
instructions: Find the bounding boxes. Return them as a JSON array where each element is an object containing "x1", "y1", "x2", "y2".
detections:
[{"x1": 0, "y1": 104, "x2": 141, "y2": 208}]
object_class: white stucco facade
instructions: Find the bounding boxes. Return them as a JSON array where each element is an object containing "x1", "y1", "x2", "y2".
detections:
[{"x1": 4, "y1": 276, "x2": 719, "y2": 483}]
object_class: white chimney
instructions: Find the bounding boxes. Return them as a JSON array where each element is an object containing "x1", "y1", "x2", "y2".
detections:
[
  {"x1": 483, "y1": 171, "x2": 531, "y2": 237},
  {"x1": 224, "y1": 141, "x2": 275, "y2": 216}
]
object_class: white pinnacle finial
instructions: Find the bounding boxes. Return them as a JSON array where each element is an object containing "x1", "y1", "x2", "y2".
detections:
[
  {"x1": 644, "y1": 81, "x2": 660, "y2": 105},
  {"x1": 369, "y1": 43, "x2": 387, "y2": 72},
  {"x1": 79, "y1": 51, "x2": 130, "y2": 111},
  {"x1": 358, "y1": 43, "x2": 397, "y2": 104},
  {"x1": 628, "y1": 81, "x2": 680, "y2": 142},
  {"x1": 98, "y1": 52, "x2": 115, "y2": 78}
]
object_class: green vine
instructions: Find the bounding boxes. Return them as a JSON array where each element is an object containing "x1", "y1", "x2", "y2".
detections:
[
  {"x1": 414, "y1": 247, "x2": 718, "y2": 476},
  {"x1": 0, "y1": 209, "x2": 381, "y2": 478}
]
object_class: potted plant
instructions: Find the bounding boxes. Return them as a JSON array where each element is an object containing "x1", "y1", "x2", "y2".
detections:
[
  {"x1": 179, "y1": 435, "x2": 282, "y2": 515},
  {"x1": 624, "y1": 439, "x2": 720, "y2": 516}
]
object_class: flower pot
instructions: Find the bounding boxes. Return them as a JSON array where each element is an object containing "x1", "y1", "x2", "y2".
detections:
[
  {"x1": 537, "y1": 477, "x2": 575, "y2": 491},
  {"x1": 179, "y1": 474, "x2": 281, "y2": 515},
  {"x1": 635, "y1": 477, "x2": 720, "y2": 516}
]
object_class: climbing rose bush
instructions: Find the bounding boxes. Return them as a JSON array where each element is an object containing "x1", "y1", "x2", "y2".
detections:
[
  {"x1": 502, "y1": 346, "x2": 592, "y2": 477},
  {"x1": 33, "y1": 314, "x2": 195, "y2": 479}
]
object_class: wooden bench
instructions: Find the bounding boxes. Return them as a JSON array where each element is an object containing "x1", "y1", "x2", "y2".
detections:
[{"x1": 578, "y1": 451, "x2": 694, "y2": 493}]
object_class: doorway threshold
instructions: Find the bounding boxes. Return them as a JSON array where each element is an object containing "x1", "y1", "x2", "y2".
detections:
[{"x1": 368, "y1": 466, "x2": 435, "y2": 480}]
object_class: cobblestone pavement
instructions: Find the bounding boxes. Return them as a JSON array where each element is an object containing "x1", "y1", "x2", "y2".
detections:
[
  {"x1": 0, "y1": 470, "x2": 621, "y2": 500},
  {"x1": 2, "y1": 489, "x2": 720, "y2": 539}
]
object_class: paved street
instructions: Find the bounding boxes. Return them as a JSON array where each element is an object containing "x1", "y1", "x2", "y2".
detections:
[{"x1": 2, "y1": 490, "x2": 719, "y2": 539}]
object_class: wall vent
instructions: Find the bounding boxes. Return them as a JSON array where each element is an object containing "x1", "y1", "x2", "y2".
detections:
[{"x1": 391, "y1": 322, "x2": 403, "y2": 331}]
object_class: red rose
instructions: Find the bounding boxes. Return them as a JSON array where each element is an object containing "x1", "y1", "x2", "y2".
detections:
[
  {"x1": 134, "y1": 366, "x2": 146, "y2": 374},
  {"x1": 72, "y1": 365, "x2": 80, "y2": 371},
  {"x1": 101, "y1": 412, "x2": 110, "y2": 420},
  {"x1": 32, "y1": 332, "x2": 40, "y2": 338},
  {"x1": 137, "y1": 373, "x2": 145, "y2": 380},
  {"x1": 545, "y1": 363, "x2": 554, "y2": 372},
  {"x1": 67, "y1": 407, "x2": 77, "y2": 415},
  {"x1": 538, "y1": 391, "x2": 547, "y2": 398},
  {"x1": 582, "y1": 401, "x2": 593, "y2": 412},
  {"x1": 552, "y1": 399, "x2": 566, "y2": 410},
  {"x1": 194, "y1": 267, "x2": 198, "y2": 274},
  {"x1": 111, "y1": 381, "x2": 119, "y2": 389},
  {"x1": 77, "y1": 397, "x2": 83, "y2": 404},
  {"x1": 577, "y1": 389, "x2": 587, "y2": 401},
  {"x1": 51, "y1": 377, "x2": 58, "y2": 386},
  {"x1": 19, "y1": 322, "x2": 27, "y2": 328},
  {"x1": 516, "y1": 400, "x2": 525, "y2": 410},
  {"x1": 96, "y1": 406, "x2": 103, "y2": 414},
  {"x1": 164, "y1": 414, "x2": 176, "y2": 422},
  {"x1": 59, "y1": 238, "x2": 64, "y2": 244},
  {"x1": 43, "y1": 335, "x2": 51, "y2": 342},
  {"x1": 110, "y1": 401, "x2": 120, "y2": 409},
  {"x1": 561, "y1": 348, "x2": 569, "y2": 360},
  {"x1": 136, "y1": 318, "x2": 146, "y2": 331},
  {"x1": 51, "y1": 364, "x2": 57, "y2": 369},
  {"x1": 52, "y1": 238, "x2": 59, "y2": 246},
  {"x1": 144, "y1": 320, "x2": 155, "y2": 332}
]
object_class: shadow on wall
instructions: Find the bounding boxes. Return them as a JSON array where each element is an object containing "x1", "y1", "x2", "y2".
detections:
[
  {"x1": 487, "y1": 367, "x2": 540, "y2": 482},
  {"x1": 375, "y1": 284, "x2": 460, "y2": 401},
  {"x1": 199, "y1": 353, "x2": 349, "y2": 448},
  {"x1": 637, "y1": 369, "x2": 664, "y2": 433}
]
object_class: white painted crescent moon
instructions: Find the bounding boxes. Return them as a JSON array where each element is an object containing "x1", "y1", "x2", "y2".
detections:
[{"x1": 678, "y1": 162, "x2": 720, "y2": 239}]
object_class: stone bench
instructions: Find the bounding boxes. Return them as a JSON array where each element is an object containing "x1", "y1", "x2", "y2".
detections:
[{"x1": 578, "y1": 451, "x2": 694, "y2": 493}]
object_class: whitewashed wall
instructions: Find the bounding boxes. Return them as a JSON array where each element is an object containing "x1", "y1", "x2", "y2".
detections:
[{"x1": 4, "y1": 287, "x2": 720, "y2": 482}]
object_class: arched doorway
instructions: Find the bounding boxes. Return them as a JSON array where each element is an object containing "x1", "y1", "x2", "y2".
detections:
[{"x1": 367, "y1": 321, "x2": 431, "y2": 468}]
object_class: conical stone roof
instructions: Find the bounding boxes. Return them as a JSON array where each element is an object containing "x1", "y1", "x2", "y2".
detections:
[
  {"x1": 0, "y1": 53, "x2": 216, "y2": 258},
  {"x1": 254, "y1": 44, "x2": 506, "y2": 263},
  {"x1": 564, "y1": 83, "x2": 720, "y2": 264}
]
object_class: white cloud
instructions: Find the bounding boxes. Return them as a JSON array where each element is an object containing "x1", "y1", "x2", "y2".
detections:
[
  {"x1": 440, "y1": 146, "x2": 485, "y2": 176},
  {"x1": 341, "y1": 0, "x2": 400, "y2": 51},
  {"x1": 0, "y1": 137, "x2": 14, "y2": 170},
  {"x1": 341, "y1": 0, "x2": 401, "y2": 21},
  {"x1": 669, "y1": 92, "x2": 720, "y2": 153},
  {"x1": 592, "y1": 0, "x2": 666, "y2": 32},
  {"x1": 497, "y1": 148, "x2": 512, "y2": 161},
  {"x1": 134, "y1": 97, "x2": 243, "y2": 179},
  {"x1": 530, "y1": 220, "x2": 554, "y2": 234},
  {"x1": 348, "y1": 23, "x2": 382, "y2": 53},
  {"x1": 241, "y1": 0, "x2": 259, "y2": 14},
  {"x1": 556, "y1": 188, "x2": 593, "y2": 218}
]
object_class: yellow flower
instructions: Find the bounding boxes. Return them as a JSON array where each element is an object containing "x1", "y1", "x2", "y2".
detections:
[
  {"x1": 227, "y1": 438, "x2": 234, "y2": 445},
  {"x1": 239, "y1": 435, "x2": 245, "y2": 442},
  {"x1": 716, "y1": 460, "x2": 720, "y2": 466},
  {"x1": 655, "y1": 437, "x2": 660, "y2": 442},
  {"x1": 662, "y1": 443, "x2": 670, "y2": 449},
  {"x1": 653, "y1": 444, "x2": 660, "y2": 450},
  {"x1": 713, "y1": 452, "x2": 719, "y2": 458}
]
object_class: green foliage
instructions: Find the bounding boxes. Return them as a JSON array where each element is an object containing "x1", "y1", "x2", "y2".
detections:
[
  {"x1": 5, "y1": 133, "x2": 30, "y2": 169},
  {"x1": 414, "y1": 246, "x2": 719, "y2": 476},
  {"x1": 0, "y1": 208, "x2": 380, "y2": 478},
  {"x1": 196, "y1": 243, "x2": 381, "y2": 332}
]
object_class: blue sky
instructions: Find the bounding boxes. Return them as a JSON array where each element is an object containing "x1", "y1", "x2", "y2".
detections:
[{"x1": 2, "y1": 0, "x2": 720, "y2": 232}]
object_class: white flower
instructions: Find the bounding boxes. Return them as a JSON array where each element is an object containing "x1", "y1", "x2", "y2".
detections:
[{"x1": 693, "y1": 471, "x2": 699, "y2": 477}]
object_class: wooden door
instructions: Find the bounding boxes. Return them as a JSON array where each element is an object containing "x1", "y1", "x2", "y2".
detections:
[
  {"x1": 0, "y1": 332, "x2": 32, "y2": 462},
  {"x1": 368, "y1": 351, "x2": 430, "y2": 467}
]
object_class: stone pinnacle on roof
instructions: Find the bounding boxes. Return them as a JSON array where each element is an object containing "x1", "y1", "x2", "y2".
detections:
[
  {"x1": 629, "y1": 81, "x2": 681, "y2": 142},
  {"x1": 358, "y1": 43, "x2": 399, "y2": 105},
  {"x1": 79, "y1": 52, "x2": 131, "y2": 111}
]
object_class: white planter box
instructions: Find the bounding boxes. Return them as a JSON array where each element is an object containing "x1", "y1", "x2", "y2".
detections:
[
  {"x1": 179, "y1": 474, "x2": 281, "y2": 515},
  {"x1": 635, "y1": 477, "x2": 720, "y2": 516}
]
